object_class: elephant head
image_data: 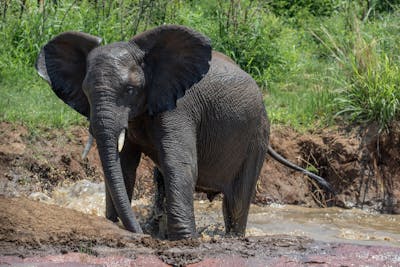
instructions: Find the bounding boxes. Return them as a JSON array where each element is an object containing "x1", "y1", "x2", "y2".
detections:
[{"x1": 35, "y1": 25, "x2": 212, "y2": 233}]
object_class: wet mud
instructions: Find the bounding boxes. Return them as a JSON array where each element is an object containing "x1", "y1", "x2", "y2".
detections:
[
  {"x1": 2, "y1": 197, "x2": 399, "y2": 266},
  {"x1": 1, "y1": 122, "x2": 400, "y2": 265},
  {"x1": 1, "y1": 122, "x2": 400, "y2": 211}
]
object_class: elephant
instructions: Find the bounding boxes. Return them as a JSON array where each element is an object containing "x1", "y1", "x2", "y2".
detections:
[{"x1": 36, "y1": 25, "x2": 332, "y2": 240}]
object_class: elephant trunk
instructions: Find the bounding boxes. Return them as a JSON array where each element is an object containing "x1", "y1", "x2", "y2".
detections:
[{"x1": 91, "y1": 105, "x2": 142, "y2": 233}]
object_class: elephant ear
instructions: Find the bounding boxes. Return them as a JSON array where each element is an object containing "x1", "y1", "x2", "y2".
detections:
[
  {"x1": 35, "y1": 32, "x2": 102, "y2": 118},
  {"x1": 131, "y1": 25, "x2": 212, "y2": 115}
]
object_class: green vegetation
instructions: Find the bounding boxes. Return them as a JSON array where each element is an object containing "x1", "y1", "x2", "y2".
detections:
[{"x1": 1, "y1": 0, "x2": 399, "y2": 131}]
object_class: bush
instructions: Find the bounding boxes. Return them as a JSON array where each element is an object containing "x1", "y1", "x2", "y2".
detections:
[
  {"x1": 313, "y1": 11, "x2": 400, "y2": 131},
  {"x1": 269, "y1": 0, "x2": 341, "y2": 17},
  {"x1": 0, "y1": 0, "x2": 399, "y2": 131}
]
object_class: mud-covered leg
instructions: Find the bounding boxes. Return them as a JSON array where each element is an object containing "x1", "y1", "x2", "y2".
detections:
[
  {"x1": 223, "y1": 146, "x2": 265, "y2": 236},
  {"x1": 105, "y1": 140, "x2": 141, "y2": 223}
]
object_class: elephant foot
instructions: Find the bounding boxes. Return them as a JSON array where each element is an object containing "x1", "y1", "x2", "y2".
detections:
[
  {"x1": 168, "y1": 230, "x2": 199, "y2": 241},
  {"x1": 143, "y1": 212, "x2": 168, "y2": 239},
  {"x1": 224, "y1": 231, "x2": 245, "y2": 238}
]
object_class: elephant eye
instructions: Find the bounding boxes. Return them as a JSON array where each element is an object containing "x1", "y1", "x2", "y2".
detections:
[{"x1": 126, "y1": 85, "x2": 136, "y2": 95}]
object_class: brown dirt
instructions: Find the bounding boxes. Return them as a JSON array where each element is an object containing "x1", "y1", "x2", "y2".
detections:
[
  {"x1": 0, "y1": 122, "x2": 155, "y2": 200},
  {"x1": 256, "y1": 124, "x2": 400, "y2": 214},
  {"x1": 0, "y1": 196, "x2": 313, "y2": 265},
  {"x1": 1, "y1": 196, "x2": 399, "y2": 266},
  {"x1": 1, "y1": 121, "x2": 400, "y2": 265},
  {"x1": 1, "y1": 121, "x2": 399, "y2": 211}
]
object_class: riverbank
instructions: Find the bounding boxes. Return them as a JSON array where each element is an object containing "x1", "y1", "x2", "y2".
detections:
[
  {"x1": 1, "y1": 197, "x2": 399, "y2": 266},
  {"x1": 1, "y1": 121, "x2": 400, "y2": 265},
  {"x1": 1, "y1": 121, "x2": 399, "y2": 212}
]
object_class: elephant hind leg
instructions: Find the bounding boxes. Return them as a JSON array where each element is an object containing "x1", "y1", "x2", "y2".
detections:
[
  {"x1": 144, "y1": 167, "x2": 168, "y2": 238},
  {"x1": 223, "y1": 145, "x2": 265, "y2": 236}
]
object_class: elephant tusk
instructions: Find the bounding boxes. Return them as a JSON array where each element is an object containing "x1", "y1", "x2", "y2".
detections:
[
  {"x1": 82, "y1": 133, "x2": 94, "y2": 159},
  {"x1": 118, "y1": 129, "x2": 126, "y2": 153}
]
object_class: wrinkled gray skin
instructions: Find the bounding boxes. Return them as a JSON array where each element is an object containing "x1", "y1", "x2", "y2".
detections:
[{"x1": 35, "y1": 25, "x2": 271, "y2": 240}]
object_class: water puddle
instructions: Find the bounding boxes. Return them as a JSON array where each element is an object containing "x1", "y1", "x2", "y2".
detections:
[
  {"x1": 29, "y1": 180, "x2": 400, "y2": 247},
  {"x1": 249, "y1": 205, "x2": 400, "y2": 247}
]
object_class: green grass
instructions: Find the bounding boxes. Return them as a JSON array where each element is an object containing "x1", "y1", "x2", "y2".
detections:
[
  {"x1": 335, "y1": 55, "x2": 400, "y2": 131},
  {"x1": 312, "y1": 10, "x2": 400, "y2": 131},
  {"x1": 0, "y1": 65, "x2": 85, "y2": 129},
  {"x1": 0, "y1": 0, "x2": 399, "y2": 132}
]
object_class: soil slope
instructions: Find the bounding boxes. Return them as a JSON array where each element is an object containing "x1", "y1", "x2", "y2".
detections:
[
  {"x1": 1, "y1": 122, "x2": 400, "y2": 265},
  {"x1": 1, "y1": 121, "x2": 399, "y2": 211}
]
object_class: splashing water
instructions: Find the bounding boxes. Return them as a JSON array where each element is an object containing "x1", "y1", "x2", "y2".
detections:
[{"x1": 29, "y1": 180, "x2": 400, "y2": 247}]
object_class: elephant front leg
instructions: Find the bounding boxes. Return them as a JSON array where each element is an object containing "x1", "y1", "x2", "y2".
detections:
[
  {"x1": 159, "y1": 144, "x2": 198, "y2": 239},
  {"x1": 164, "y1": 167, "x2": 197, "y2": 240},
  {"x1": 105, "y1": 141, "x2": 141, "y2": 223}
]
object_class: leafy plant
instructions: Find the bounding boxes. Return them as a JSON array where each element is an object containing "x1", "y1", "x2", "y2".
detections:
[
  {"x1": 312, "y1": 12, "x2": 400, "y2": 131},
  {"x1": 0, "y1": 0, "x2": 399, "y2": 132}
]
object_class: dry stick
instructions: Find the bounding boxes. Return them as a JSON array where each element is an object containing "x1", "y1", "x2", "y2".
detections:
[
  {"x1": 382, "y1": 161, "x2": 394, "y2": 213},
  {"x1": 277, "y1": 153, "x2": 329, "y2": 206},
  {"x1": 308, "y1": 177, "x2": 327, "y2": 208},
  {"x1": 362, "y1": 161, "x2": 373, "y2": 209},
  {"x1": 362, "y1": 133, "x2": 382, "y2": 209},
  {"x1": 358, "y1": 161, "x2": 366, "y2": 204},
  {"x1": 299, "y1": 155, "x2": 316, "y2": 172},
  {"x1": 299, "y1": 154, "x2": 334, "y2": 206}
]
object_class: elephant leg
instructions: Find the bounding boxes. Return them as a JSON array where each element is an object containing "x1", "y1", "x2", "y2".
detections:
[
  {"x1": 164, "y1": 164, "x2": 196, "y2": 240},
  {"x1": 157, "y1": 128, "x2": 198, "y2": 240},
  {"x1": 223, "y1": 146, "x2": 265, "y2": 236},
  {"x1": 105, "y1": 140, "x2": 141, "y2": 223},
  {"x1": 144, "y1": 167, "x2": 168, "y2": 238},
  {"x1": 153, "y1": 168, "x2": 167, "y2": 223}
]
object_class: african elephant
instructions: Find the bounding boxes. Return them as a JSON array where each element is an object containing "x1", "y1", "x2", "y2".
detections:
[{"x1": 36, "y1": 25, "x2": 331, "y2": 240}]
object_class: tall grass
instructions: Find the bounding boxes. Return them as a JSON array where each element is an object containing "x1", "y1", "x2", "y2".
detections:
[
  {"x1": 0, "y1": 0, "x2": 399, "y2": 131},
  {"x1": 312, "y1": 9, "x2": 400, "y2": 131}
]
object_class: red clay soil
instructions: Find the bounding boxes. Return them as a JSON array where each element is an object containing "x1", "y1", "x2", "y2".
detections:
[{"x1": 1, "y1": 121, "x2": 400, "y2": 265}]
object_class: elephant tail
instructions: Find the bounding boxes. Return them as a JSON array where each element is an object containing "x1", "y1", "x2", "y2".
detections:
[{"x1": 267, "y1": 145, "x2": 335, "y2": 194}]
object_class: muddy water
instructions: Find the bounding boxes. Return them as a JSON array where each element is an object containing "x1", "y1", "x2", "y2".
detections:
[{"x1": 29, "y1": 180, "x2": 400, "y2": 247}]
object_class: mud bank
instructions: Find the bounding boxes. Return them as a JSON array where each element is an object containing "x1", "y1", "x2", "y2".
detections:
[
  {"x1": 258, "y1": 123, "x2": 400, "y2": 213},
  {"x1": 1, "y1": 197, "x2": 400, "y2": 266},
  {"x1": 1, "y1": 122, "x2": 400, "y2": 265},
  {"x1": 2, "y1": 121, "x2": 399, "y2": 212}
]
